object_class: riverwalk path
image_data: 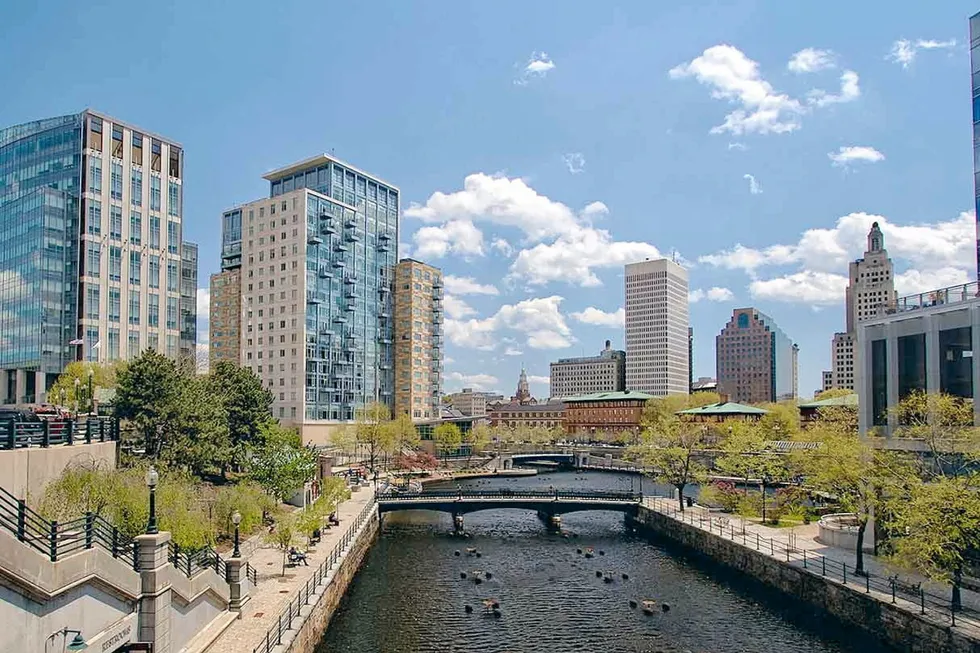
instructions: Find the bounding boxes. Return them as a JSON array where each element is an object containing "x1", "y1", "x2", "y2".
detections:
[
  {"x1": 642, "y1": 496, "x2": 980, "y2": 636},
  {"x1": 208, "y1": 485, "x2": 377, "y2": 653}
]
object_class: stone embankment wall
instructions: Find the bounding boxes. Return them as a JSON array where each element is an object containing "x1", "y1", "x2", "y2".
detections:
[
  {"x1": 283, "y1": 511, "x2": 380, "y2": 653},
  {"x1": 631, "y1": 505, "x2": 980, "y2": 653},
  {"x1": 0, "y1": 440, "x2": 116, "y2": 500}
]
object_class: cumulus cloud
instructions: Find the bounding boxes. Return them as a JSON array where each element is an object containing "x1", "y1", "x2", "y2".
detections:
[
  {"x1": 787, "y1": 48, "x2": 836, "y2": 73},
  {"x1": 515, "y1": 51, "x2": 555, "y2": 85},
  {"x1": 443, "y1": 275, "x2": 499, "y2": 296},
  {"x1": 689, "y1": 287, "x2": 734, "y2": 303},
  {"x1": 197, "y1": 288, "x2": 211, "y2": 356},
  {"x1": 562, "y1": 152, "x2": 586, "y2": 174},
  {"x1": 570, "y1": 307, "x2": 625, "y2": 328},
  {"x1": 444, "y1": 296, "x2": 575, "y2": 350},
  {"x1": 491, "y1": 238, "x2": 514, "y2": 257},
  {"x1": 669, "y1": 44, "x2": 859, "y2": 135},
  {"x1": 728, "y1": 142, "x2": 747, "y2": 151},
  {"x1": 528, "y1": 375, "x2": 551, "y2": 386},
  {"x1": 828, "y1": 146, "x2": 885, "y2": 167},
  {"x1": 888, "y1": 38, "x2": 956, "y2": 69},
  {"x1": 700, "y1": 211, "x2": 976, "y2": 305},
  {"x1": 411, "y1": 219, "x2": 484, "y2": 259},
  {"x1": 407, "y1": 173, "x2": 661, "y2": 286},
  {"x1": 743, "y1": 174, "x2": 762, "y2": 195},
  {"x1": 443, "y1": 295, "x2": 477, "y2": 320},
  {"x1": 445, "y1": 371, "x2": 499, "y2": 391}
]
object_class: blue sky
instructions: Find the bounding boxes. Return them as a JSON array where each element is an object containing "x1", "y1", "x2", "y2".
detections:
[{"x1": 1, "y1": 0, "x2": 977, "y2": 398}]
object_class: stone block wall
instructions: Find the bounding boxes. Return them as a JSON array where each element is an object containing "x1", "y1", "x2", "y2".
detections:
[{"x1": 632, "y1": 506, "x2": 980, "y2": 653}]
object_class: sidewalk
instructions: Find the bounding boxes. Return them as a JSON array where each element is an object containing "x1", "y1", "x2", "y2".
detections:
[{"x1": 208, "y1": 485, "x2": 376, "y2": 653}]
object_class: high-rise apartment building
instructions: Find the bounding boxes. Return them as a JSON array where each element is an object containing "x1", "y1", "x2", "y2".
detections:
[
  {"x1": 393, "y1": 258, "x2": 443, "y2": 420},
  {"x1": 0, "y1": 110, "x2": 193, "y2": 403},
  {"x1": 716, "y1": 307, "x2": 798, "y2": 404},
  {"x1": 821, "y1": 223, "x2": 896, "y2": 391},
  {"x1": 179, "y1": 241, "x2": 198, "y2": 362},
  {"x1": 550, "y1": 340, "x2": 625, "y2": 399},
  {"x1": 214, "y1": 154, "x2": 397, "y2": 436},
  {"x1": 624, "y1": 258, "x2": 689, "y2": 396},
  {"x1": 971, "y1": 11, "x2": 980, "y2": 276},
  {"x1": 208, "y1": 269, "x2": 241, "y2": 366}
]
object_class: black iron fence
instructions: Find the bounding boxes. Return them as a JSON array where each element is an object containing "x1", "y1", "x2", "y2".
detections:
[
  {"x1": 253, "y1": 498, "x2": 377, "y2": 653},
  {"x1": 378, "y1": 488, "x2": 642, "y2": 502},
  {"x1": 0, "y1": 417, "x2": 118, "y2": 450},
  {"x1": 645, "y1": 496, "x2": 980, "y2": 630},
  {"x1": 0, "y1": 483, "x2": 137, "y2": 567},
  {"x1": 167, "y1": 541, "x2": 231, "y2": 580}
]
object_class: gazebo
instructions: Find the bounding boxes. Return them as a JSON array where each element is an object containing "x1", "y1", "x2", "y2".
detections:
[{"x1": 675, "y1": 401, "x2": 768, "y2": 423}]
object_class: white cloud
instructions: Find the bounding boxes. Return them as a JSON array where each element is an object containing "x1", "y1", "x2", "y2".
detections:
[
  {"x1": 411, "y1": 219, "x2": 484, "y2": 259},
  {"x1": 515, "y1": 51, "x2": 555, "y2": 85},
  {"x1": 689, "y1": 287, "x2": 734, "y2": 303},
  {"x1": 888, "y1": 38, "x2": 956, "y2": 69},
  {"x1": 701, "y1": 211, "x2": 976, "y2": 305},
  {"x1": 491, "y1": 238, "x2": 514, "y2": 257},
  {"x1": 503, "y1": 346, "x2": 523, "y2": 356},
  {"x1": 562, "y1": 152, "x2": 585, "y2": 174},
  {"x1": 196, "y1": 343, "x2": 209, "y2": 375},
  {"x1": 728, "y1": 142, "x2": 747, "y2": 151},
  {"x1": 196, "y1": 288, "x2": 211, "y2": 356},
  {"x1": 445, "y1": 372, "x2": 499, "y2": 391},
  {"x1": 196, "y1": 288, "x2": 210, "y2": 318},
  {"x1": 408, "y1": 173, "x2": 661, "y2": 287},
  {"x1": 570, "y1": 307, "x2": 625, "y2": 328},
  {"x1": 443, "y1": 275, "x2": 499, "y2": 296},
  {"x1": 807, "y1": 70, "x2": 860, "y2": 107},
  {"x1": 787, "y1": 48, "x2": 836, "y2": 74},
  {"x1": 528, "y1": 375, "x2": 550, "y2": 386},
  {"x1": 443, "y1": 295, "x2": 477, "y2": 320},
  {"x1": 669, "y1": 45, "x2": 860, "y2": 135},
  {"x1": 828, "y1": 146, "x2": 885, "y2": 167},
  {"x1": 743, "y1": 173, "x2": 762, "y2": 195},
  {"x1": 444, "y1": 296, "x2": 574, "y2": 350},
  {"x1": 668, "y1": 44, "x2": 805, "y2": 135}
]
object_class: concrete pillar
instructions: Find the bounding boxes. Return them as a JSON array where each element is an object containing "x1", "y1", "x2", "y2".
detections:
[
  {"x1": 136, "y1": 532, "x2": 174, "y2": 653},
  {"x1": 0, "y1": 371, "x2": 7, "y2": 404},
  {"x1": 14, "y1": 370, "x2": 26, "y2": 404},
  {"x1": 35, "y1": 371, "x2": 47, "y2": 404},
  {"x1": 225, "y1": 557, "x2": 251, "y2": 613},
  {"x1": 856, "y1": 326, "x2": 869, "y2": 435},
  {"x1": 453, "y1": 514, "x2": 464, "y2": 534},
  {"x1": 885, "y1": 324, "x2": 899, "y2": 435},
  {"x1": 924, "y1": 315, "x2": 940, "y2": 394},
  {"x1": 972, "y1": 306, "x2": 980, "y2": 426}
]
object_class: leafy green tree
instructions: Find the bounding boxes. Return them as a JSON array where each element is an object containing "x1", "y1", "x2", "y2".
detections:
[
  {"x1": 630, "y1": 408, "x2": 710, "y2": 512},
  {"x1": 165, "y1": 375, "x2": 232, "y2": 477},
  {"x1": 466, "y1": 423, "x2": 492, "y2": 464},
  {"x1": 114, "y1": 350, "x2": 183, "y2": 457},
  {"x1": 892, "y1": 390, "x2": 980, "y2": 476},
  {"x1": 433, "y1": 422, "x2": 463, "y2": 456},
  {"x1": 355, "y1": 401, "x2": 394, "y2": 470},
  {"x1": 716, "y1": 421, "x2": 792, "y2": 524},
  {"x1": 265, "y1": 513, "x2": 297, "y2": 576},
  {"x1": 251, "y1": 422, "x2": 319, "y2": 504},
  {"x1": 390, "y1": 412, "x2": 421, "y2": 453},
  {"x1": 813, "y1": 387, "x2": 855, "y2": 401},
  {"x1": 756, "y1": 401, "x2": 801, "y2": 439},
  {"x1": 209, "y1": 361, "x2": 275, "y2": 475},
  {"x1": 49, "y1": 362, "x2": 123, "y2": 412}
]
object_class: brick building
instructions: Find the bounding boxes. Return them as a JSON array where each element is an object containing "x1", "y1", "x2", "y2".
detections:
[{"x1": 562, "y1": 390, "x2": 654, "y2": 438}]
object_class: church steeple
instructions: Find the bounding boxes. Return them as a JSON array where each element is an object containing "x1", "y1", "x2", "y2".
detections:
[
  {"x1": 867, "y1": 221, "x2": 884, "y2": 253},
  {"x1": 514, "y1": 366, "x2": 531, "y2": 404}
]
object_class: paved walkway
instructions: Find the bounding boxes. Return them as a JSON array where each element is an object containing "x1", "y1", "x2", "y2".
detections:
[
  {"x1": 208, "y1": 485, "x2": 377, "y2": 653},
  {"x1": 643, "y1": 496, "x2": 980, "y2": 634}
]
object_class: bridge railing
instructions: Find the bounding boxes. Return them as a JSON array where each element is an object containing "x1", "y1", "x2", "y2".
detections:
[
  {"x1": 378, "y1": 489, "x2": 642, "y2": 501},
  {"x1": 0, "y1": 417, "x2": 118, "y2": 450}
]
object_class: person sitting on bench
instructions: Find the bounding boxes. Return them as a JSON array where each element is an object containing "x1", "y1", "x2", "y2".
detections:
[
  {"x1": 328, "y1": 513, "x2": 340, "y2": 526},
  {"x1": 288, "y1": 547, "x2": 308, "y2": 566}
]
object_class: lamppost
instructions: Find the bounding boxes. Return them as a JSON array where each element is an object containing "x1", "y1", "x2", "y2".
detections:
[
  {"x1": 73, "y1": 378, "x2": 80, "y2": 417},
  {"x1": 87, "y1": 368, "x2": 94, "y2": 415},
  {"x1": 231, "y1": 510, "x2": 242, "y2": 558},
  {"x1": 145, "y1": 466, "x2": 159, "y2": 534},
  {"x1": 45, "y1": 627, "x2": 87, "y2": 652}
]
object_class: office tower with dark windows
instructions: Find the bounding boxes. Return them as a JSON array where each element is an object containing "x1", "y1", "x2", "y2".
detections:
[
  {"x1": 214, "y1": 154, "x2": 397, "y2": 442},
  {"x1": 393, "y1": 258, "x2": 443, "y2": 420},
  {"x1": 971, "y1": 12, "x2": 980, "y2": 276},
  {"x1": 0, "y1": 110, "x2": 191, "y2": 404},
  {"x1": 716, "y1": 308, "x2": 798, "y2": 404}
]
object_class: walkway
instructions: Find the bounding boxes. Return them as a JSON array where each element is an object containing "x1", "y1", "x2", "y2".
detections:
[
  {"x1": 643, "y1": 496, "x2": 980, "y2": 635},
  {"x1": 208, "y1": 485, "x2": 377, "y2": 653}
]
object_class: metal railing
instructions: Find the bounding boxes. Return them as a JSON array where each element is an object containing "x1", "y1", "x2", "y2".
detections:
[
  {"x1": 245, "y1": 562, "x2": 258, "y2": 586},
  {"x1": 0, "y1": 417, "x2": 118, "y2": 450},
  {"x1": 253, "y1": 498, "x2": 377, "y2": 653},
  {"x1": 378, "y1": 489, "x2": 642, "y2": 502},
  {"x1": 0, "y1": 484, "x2": 137, "y2": 568},
  {"x1": 891, "y1": 280, "x2": 980, "y2": 314},
  {"x1": 644, "y1": 496, "x2": 980, "y2": 630},
  {"x1": 168, "y1": 541, "x2": 229, "y2": 580}
]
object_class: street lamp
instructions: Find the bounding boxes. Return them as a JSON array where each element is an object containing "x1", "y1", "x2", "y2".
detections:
[
  {"x1": 73, "y1": 378, "x2": 80, "y2": 416},
  {"x1": 145, "y1": 466, "x2": 159, "y2": 534},
  {"x1": 231, "y1": 510, "x2": 242, "y2": 558},
  {"x1": 87, "y1": 368, "x2": 94, "y2": 415},
  {"x1": 45, "y1": 628, "x2": 87, "y2": 652}
]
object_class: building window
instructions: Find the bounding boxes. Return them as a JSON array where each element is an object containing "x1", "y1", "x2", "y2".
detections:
[
  {"x1": 129, "y1": 293, "x2": 140, "y2": 325},
  {"x1": 897, "y1": 334, "x2": 926, "y2": 402},
  {"x1": 167, "y1": 260, "x2": 178, "y2": 291},
  {"x1": 150, "y1": 175, "x2": 161, "y2": 211},
  {"x1": 940, "y1": 327, "x2": 973, "y2": 400},
  {"x1": 130, "y1": 211, "x2": 142, "y2": 245},
  {"x1": 167, "y1": 220, "x2": 180, "y2": 254},
  {"x1": 107, "y1": 329, "x2": 120, "y2": 361},
  {"x1": 128, "y1": 330, "x2": 140, "y2": 358},
  {"x1": 129, "y1": 251, "x2": 141, "y2": 285},
  {"x1": 149, "y1": 216, "x2": 161, "y2": 249},
  {"x1": 109, "y1": 246, "x2": 122, "y2": 282},
  {"x1": 110, "y1": 162, "x2": 123, "y2": 201},
  {"x1": 168, "y1": 181, "x2": 180, "y2": 216},
  {"x1": 149, "y1": 255, "x2": 160, "y2": 289},
  {"x1": 131, "y1": 170, "x2": 142, "y2": 206},
  {"x1": 85, "y1": 286, "x2": 100, "y2": 320},
  {"x1": 110, "y1": 205, "x2": 123, "y2": 240},
  {"x1": 166, "y1": 297, "x2": 178, "y2": 330},
  {"x1": 87, "y1": 200, "x2": 102, "y2": 235},
  {"x1": 88, "y1": 157, "x2": 102, "y2": 193},
  {"x1": 85, "y1": 243, "x2": 101, "y2": 278},
  {"x1": 148, "y1": 293, "x2": 159, "y2": 328},
  {"x1": 108, "y1": 288, "x2": 121, "y2": 322}
]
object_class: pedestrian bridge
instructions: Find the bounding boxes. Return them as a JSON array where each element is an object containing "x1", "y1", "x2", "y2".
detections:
[{"x1": 491, "y1": 451, "x2": 583, "y2": 470}]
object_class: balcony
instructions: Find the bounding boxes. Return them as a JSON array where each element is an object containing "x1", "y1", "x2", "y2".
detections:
[
  {"x1": 332, "y1": 259, "x2": 346, "y2": 268},
  {"x1": 379, "y1": 232, "x2": 392, "y2": 241},
  {"x1": 344, "y1": 302, "x2": 355, "y2": 312},
  {"x1": 379, "y1": 308, "x2": 390, "y2": 319},
  {"x1": 334, "y1": 242, "x2": 348, "y2": 252},
  {"x1": 891, "y1": 281, "x2": 980, "y2": 314},
  {"x1": 432, "y1": 277, "x2": 443, "y2": 289},
  {"x1": 378, "y1": 336, "x2": 392, "y2": 345},
  {"x1": 333, "y1": 314, "x2": 347, "y2": 323},
  {"x1": 345, "y1": 231, "x2": 360, "y2": 242},
  {"x1": 432, "y1": 287, "x2": 444, "y2": 300},
  {"x1": 318, "y1": 267, "x2": 332, "y2": 278},
  {"x1": 320, "y1": 221, "x2": 336, "y2": 235},
  {"x1": 344, "y1": 218, "x2": 357, "y2": 229},
  {"x1": 306, "y1": 292, "x2": 322, "y2": 305},
  {"x1": 377, "y1": 241, "x2": 390, "y2": 252},
  {"x1": 345, "y1": 289, "x2": 357, "y2": 300},
  {"x1": 307, "y1": 234, "x2": 323, "y2": 245},
  {"x1": 344, "y1": 274, "x2": 357, "y2": 285}
]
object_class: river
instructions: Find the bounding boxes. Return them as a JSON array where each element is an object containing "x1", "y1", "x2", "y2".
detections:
[{"x1": 316, "y1": 469, "x2": 888, "y2": 653}]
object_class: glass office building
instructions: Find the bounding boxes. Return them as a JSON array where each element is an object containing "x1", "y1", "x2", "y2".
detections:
[
  {"x1": 972, "y1": 12, "x2": 980, "y2": 276},
  {"x1": 0, "y1": 111, "x2": 194, "y2": 403}
]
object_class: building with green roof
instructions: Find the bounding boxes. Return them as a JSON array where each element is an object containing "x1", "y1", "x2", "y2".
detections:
[
  {"x1": 562, "y1": 390, "x2": 654, "y2": 437},
  {"x1": 675, "y1": 401, "x2": 768, "y2": 422}
]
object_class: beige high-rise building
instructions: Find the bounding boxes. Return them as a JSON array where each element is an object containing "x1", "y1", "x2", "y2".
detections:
[
  {"x1": 445, "y1": 388, "x2": 488, "y2": 417},
  {"x1": 822, "y1": 223, "x2": 896, "y2": 391},
  {"x1": 625, "y1": 258, "x2": 689, "y2": 396},
  {"x1": 208, "y1": 269, "x2": 241, "y2": 366},
  {"x1": 550, "y1": 340, "x2": 626, "y2": 399},
  {"x1": 394, "y1": 259, "x2": 443, "y2": 420}
]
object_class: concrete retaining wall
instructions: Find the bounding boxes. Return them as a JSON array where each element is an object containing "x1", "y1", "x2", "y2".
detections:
[
  {"x1": 0, "y1": 441, "x2": 116, "y2": 500},
  {"x1": 631, "y1": 505, "x2": 980, "y2": 653},
  {"x1": 282, "y1": 509, "x2": 380, "y2": 653}
]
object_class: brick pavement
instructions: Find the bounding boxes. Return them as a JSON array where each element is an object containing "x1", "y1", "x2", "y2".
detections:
[{"x1": 208, "y1": 485, "x2": 376, "y2": 653}]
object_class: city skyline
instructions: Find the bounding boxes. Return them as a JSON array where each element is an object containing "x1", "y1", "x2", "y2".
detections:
[{"x1": 1, "y1": 1, "x2": 977, "y2": 399}]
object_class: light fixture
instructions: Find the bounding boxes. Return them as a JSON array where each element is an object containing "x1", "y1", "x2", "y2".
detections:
[
  {"x1": 66, "y1": 632, "x2": 88, "y2": 651},
  {"x1": 145, "y1": 466, "x2": 159, "y2": 534},
  {"x1": 231, "y1": 510, "x2": 242, "y2": 558}
]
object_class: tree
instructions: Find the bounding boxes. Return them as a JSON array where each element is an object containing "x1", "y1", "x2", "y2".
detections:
[
  {"x1": 266, "y1": 513, "x2": 296, "y2": 576},
  {"x1": 756, "y1": 401, "x2": 801, "y2": 439},
  {"x1": 891, "y1": 474, "x2": 980, "y2": 611},
  {"x1": 814, "y1": 388, "x2": 855, "y2": 401},
  {"x1": 389, "y1": 413, "x2": 420, "y2": 454},
  {"x1": 251, "y1": 423, "x2": 319, "y2": 504},
  {"x1": 165, "y1": 375, "x2": 232, "y2": 478},
  {"x1": 114, "y1": 350, "x2": 183, "y2": 457},
  {"x1": 892, "y1": 390, "x2": 980, "y2": 477},
  {"x1": 355, "y1": 402, "x2": 394, "y2": 471},
  {"x1": 466, "y1": 423, "x2": 492, "y2": 465},
  {"x1": 433, "y1": 422, "x2": 463, "y2": 457},
  {"x1": 329, "y1": 424, "x2": 358, "y2": 461},
  {"x1": 714, "y1": 421, "x2": 793, "y2": 523},
  {"x1": 630, "y1": 402, "x2": 710, "y2": 511},
  {"x1": 209, "y1": 361, "x2": 275, "y2": 475},
  {"x1": 49, "y1": 361, "x2": 122, "y2": 412}
]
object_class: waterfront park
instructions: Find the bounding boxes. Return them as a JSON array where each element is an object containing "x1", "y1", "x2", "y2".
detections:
[{"x1": 7, "y1": 351, "x2": 980, "y2": 653}]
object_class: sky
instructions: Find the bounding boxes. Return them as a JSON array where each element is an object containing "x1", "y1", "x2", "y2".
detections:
[{"x1": 1, "y1": 0, "x2": 977, "y2": 399}]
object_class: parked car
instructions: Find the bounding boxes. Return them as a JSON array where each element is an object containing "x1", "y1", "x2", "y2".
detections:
[{"x1": 0, "y1": 407, "x2": 40, "y2": 423}]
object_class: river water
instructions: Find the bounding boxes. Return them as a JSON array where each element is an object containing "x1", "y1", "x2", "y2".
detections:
[{"x1": 316, "y1": 470, "x2": 887, "y2": 653}]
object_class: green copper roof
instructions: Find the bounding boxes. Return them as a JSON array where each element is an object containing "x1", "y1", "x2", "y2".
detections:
[
  {"x1": 798, "y1": 393, "x2": 859, "y2": 409},
  {"x1": 561, "y1": 390, "x2": 656, "y2": 403},
  {"x1": 676, "y1": 402, "x2": 768, "y2": 415}
]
